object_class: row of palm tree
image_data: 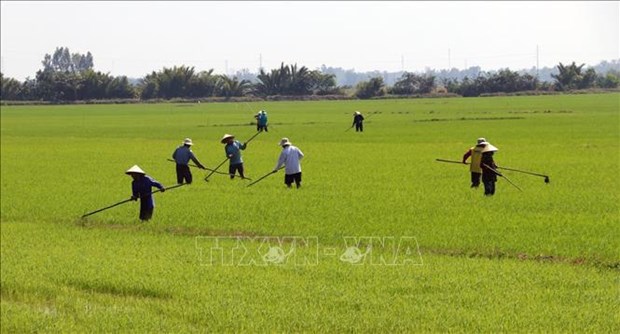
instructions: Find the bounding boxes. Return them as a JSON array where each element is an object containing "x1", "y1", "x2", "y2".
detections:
[
  {"x1": 2, "y1": 61, "x2": 617, "y2": 101},
  {"x1": 139, "y1": 63, "x2": 337, "y2": 99}
]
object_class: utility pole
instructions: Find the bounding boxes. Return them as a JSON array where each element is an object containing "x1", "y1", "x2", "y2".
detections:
[
  {"x1": 259, "y1": 53, "x2": 263, "y2": 72},
  {"x1": 536, "y1": 45, "x2": 540, "y2": 80}
]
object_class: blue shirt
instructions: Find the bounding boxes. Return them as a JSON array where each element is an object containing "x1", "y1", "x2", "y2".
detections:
[
  {"x1": 353, "y1": 114, "x2": 364, "y2": 125},
  {"x1": 131, "y1": 175, "x2": 164, "y2": 208},
  {"x1": 258, "y1": 113, "x2": 268, "y2": 126},
  {"x1": 225, "y1": 140, "x2": 246, "y2": 165},
  {"x1": 172, "y1": 145, "x2": 197, "y2": 165}
]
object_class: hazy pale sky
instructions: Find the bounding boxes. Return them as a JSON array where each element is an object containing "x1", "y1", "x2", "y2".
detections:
[{"x1": 1, "y1": 1, "x2": 618, "y2": 80}]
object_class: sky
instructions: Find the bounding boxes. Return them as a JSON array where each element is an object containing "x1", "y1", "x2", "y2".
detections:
[{"x1": 1, "y1": 1, "x2": 618, "y2": 80}]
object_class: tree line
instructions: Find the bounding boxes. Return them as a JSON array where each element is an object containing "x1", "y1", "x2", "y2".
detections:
[{"x1": 1, "y1": 47, "x2": 618, "y2": 101}]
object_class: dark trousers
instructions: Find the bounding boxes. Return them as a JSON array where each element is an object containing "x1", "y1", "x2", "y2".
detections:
[
  {"x1": 483, "y1": 180, "x2": 496, "y2": 196},
  {"x1": 355, "y1": 122, "x2": 363, "y2": 132},
  {"x1": 258, "y1": 125, "x2": 268, "y2": 132},
  {"x1": 229, "y1": 163, "x2": 245, "y2": 179},
  {"x1": 470, "y1": 172, "x2": 481, "y2": 188},
  {"x1": 285, "y1": 172, "x2": 302, "y2": 188},
  {"x1": 139, "y1": 198, "x2": 154, "y2": 220},
  {"x1": 176, "y1": 164, "x2": 192, "y2": 184}
]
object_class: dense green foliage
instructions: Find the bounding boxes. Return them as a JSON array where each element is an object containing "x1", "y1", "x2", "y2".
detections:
[
  {"x1": 389, "y1": 72, "x2": 435, "y2": 95},
  {"x1": 355, "y1": 77, "x2": 386, "y2": 98},
  {"x1": 1, "y1": 47, "x2": 618, "y2": 101},
  {"x1": 255, "y1": 63, "x2": 338, "y2": 96},
  {"x1": 1, "y1": 94, "x2": 618, "y2": 331},
  {"x1": 139, "y1": 67, "x2": 219, "y2": 99},
  {"x1": 443, "y1": 69, "x2": 538, "y2": 97}
]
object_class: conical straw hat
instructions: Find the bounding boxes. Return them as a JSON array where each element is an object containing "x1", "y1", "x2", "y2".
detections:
[
  {"x1": 482, "y1": 143, "x2": 499, "y2": 152},
  {"x1": 220, "y1": 134, "x2": 235, "y2": 143},
  {"x1": 125, "y1": 165, "x2": 146, "y2": 175},
  {"x1": 279, "y1": 138, "x2": 292, "y2": 146}
]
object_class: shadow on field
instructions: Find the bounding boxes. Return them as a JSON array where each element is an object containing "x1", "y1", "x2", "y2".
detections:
[
  {"x1": 413, "y1": 116, "x2": 525, "y2": 122},
  {"x1": 420, "y1": 247, "x2": 620, "y2": 271},
  {"x1": 197, "y1": 122, "x2": 287, "y2": 127},
  {"x1": 508, "y1": 109, "x2": 573, "y2": 114},
  {"x1": 77, "y1": 220, "x2": 261, "y2": 239},
  {"x1": 197, "y1": 122, "x2": 255, "y2": 127},
  {"x1": 196, "y1": 122, "x2": 333, "y2": 128},
  {"x1": 63, "y1": 279, "x2": 172, "y2": 300},
  {"x1": 74, "y1": 221, "x2": 620, "y2": 271}
]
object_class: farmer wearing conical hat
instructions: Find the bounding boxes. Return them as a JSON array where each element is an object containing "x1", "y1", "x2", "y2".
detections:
[
  {"x1": 480, "y1": 142, "x2": 500, "y2": 196},
  {"x1": 172, "y1": 138, "x2": 206, "y2": 184},
  {"x1": 125, "y1": 165, "x2": 165, "y2": 221},
  {"x1": 273, "y1": 137, "x2": 304, "y2": 188},
  {"x1": 352, "y1": 111, "x2": 365, "y2": 132},
  {"x1": 257, "y1": 110, "x2": 269, "y2": 132},
  {"x1": 221, "y1": 134, "x2": 247, "y2": 179},
  {"x1": 254, "y1": 112, "x2": 261, "y2": 131},
  {"x1": 462, "y1": 138, "x2": 487, "y2": 188}
]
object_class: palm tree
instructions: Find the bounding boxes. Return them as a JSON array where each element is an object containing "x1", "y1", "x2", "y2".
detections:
[
  {"x1": 190, "y1": 69, "x2": 218, "y2": 97},
  {"x1": 255, "y1": 65, "x2": 284, "y2": 96},
  {"x1": 0, "y1": 73, "x2": 23, "y2": 100},
  {"x1": 552, "y1": 62, "x2": 584, "y2": 90},
  {"x1": 217, "y1": 75, "x2": 251, "y2": 98},
  {"x1": 287, "y1": 64, "x2": 312, "y2": 95}
]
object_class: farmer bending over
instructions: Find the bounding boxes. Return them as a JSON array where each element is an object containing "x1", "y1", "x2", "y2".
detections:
[{"x1": 126, "y1": 165, "x2": 165, "y2": 221}]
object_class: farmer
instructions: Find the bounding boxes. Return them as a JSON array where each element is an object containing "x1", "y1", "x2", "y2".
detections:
[
  {"x1": 352, "y1": 111, "x2": 364, "y2": 132},
  {"x1": 254, "y1": 112, "x2": 261, "y2": 131},
  {"x1": 462, "y1": 137, "x2": 487, "y2": 188},
  {"x1": 480, "y1": 142, "x2": 500, "y2": 196},
  {"x1": 273, "y1": 137, "x2": 304, "y2": 188},
  {"x1": 172, "y1": 138, "x2": 206, "y2": 184},
  {"x1": 125, "y1": 165, "x2": 165, "y2": 221},
  {"x1": 258, "y1": 110, "x2": 269, "y2": 132},
  {"x1": 221, "y1": 134, "x2": 247, "y2": 179}
]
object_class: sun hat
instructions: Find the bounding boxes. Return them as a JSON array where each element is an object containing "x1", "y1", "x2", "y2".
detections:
[
  {"x1": 477, "y1": 137, "x2": 486, "y2": 144},
  {"x1": 221, "y1": 134, "x2": 235, "y2": 143},
  {"x1": 279, "y1": 137, "x2": 292, "y2": 146},
  {"x1": 125, "y1": 165, "x2": 146, "y2": 175},
  {"x1": 183, "y1": 138, "x2": 193, "y2": 146},
  {"x1": 354, "y1": 111, "x2": 361, "y2": 115},
  {"x1": 482, "y1": 143, "x2": 499, "y2": 152}
]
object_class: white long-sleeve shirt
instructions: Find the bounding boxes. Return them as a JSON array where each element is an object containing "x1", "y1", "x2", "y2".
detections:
[{"x1": 275, "y1": 145, "x2": 304, "y2": 175}]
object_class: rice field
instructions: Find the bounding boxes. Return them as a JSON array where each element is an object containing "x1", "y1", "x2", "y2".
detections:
[{"x1": 1, "y1": 93, "x2": 618, "y2": 332}]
